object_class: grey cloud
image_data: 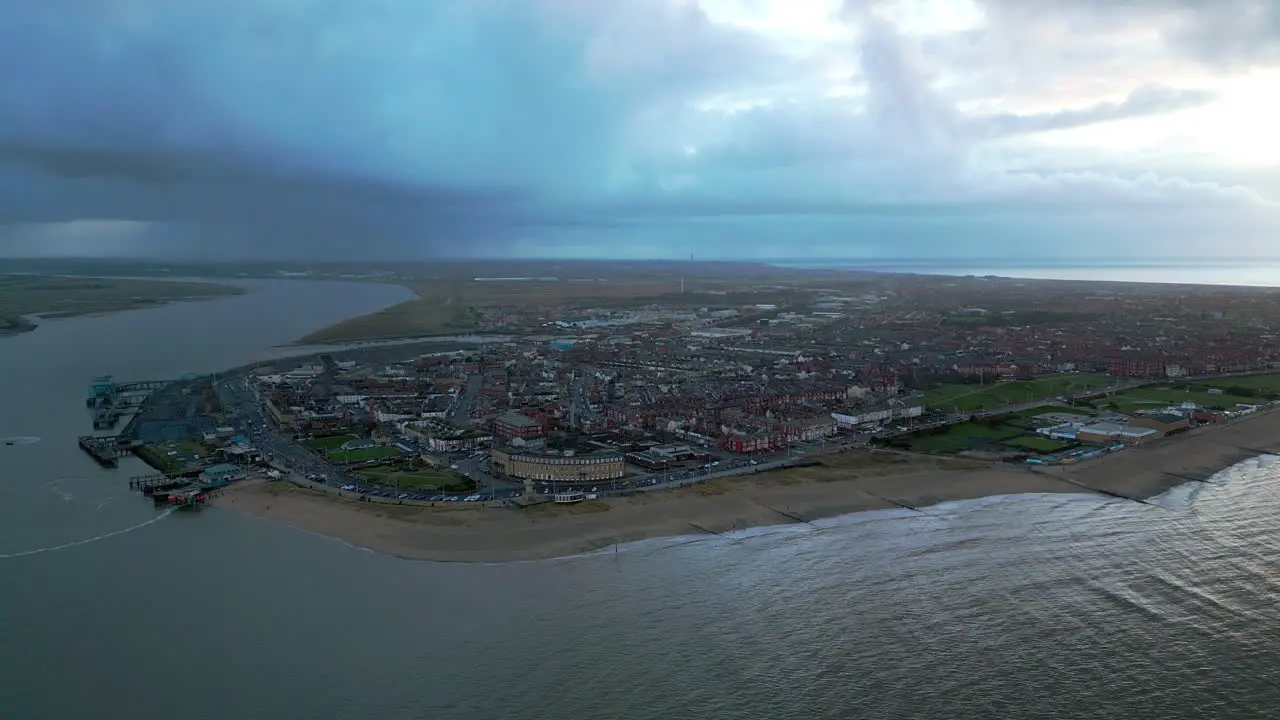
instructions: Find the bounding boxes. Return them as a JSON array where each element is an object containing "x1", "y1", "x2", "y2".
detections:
[
  {"x1": 0, "y1": 0, "x2": 1275, "y2": 261},
  {"x1": 0, "y1": 0, "x2": 784, "y2": 228},
  {"x1": 972, "y1": 85, "x2": 1219, "y2": 138},
  {"x1": 667, "y1": 14, "x2": 968, "y2": 201},
  {"x1": 1168, "y1": 0, "x2": 1280, "y2": 67},
  {"x1": 976, "y1": 0, "x2": 1280, "y2": 68},
  {"x1": 0, "y1": 144, "x2": 192, "y2": 185}
]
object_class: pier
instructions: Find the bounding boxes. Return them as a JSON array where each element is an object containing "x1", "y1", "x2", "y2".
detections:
[
  {"x1": 86, "y1": 375, "x2": 172, "y2": 430},
  {"x1": 130, "y1": 472, "x2": 192, "y2": 496},
  {"x1": 86, "y1": 375, "x2": 171, "y2": 407},
  {"x1": 78, "y1": 435, "x2": 125, "y2": 468},
  {"x1": 128, "y1": 473, "x2": 211, "y2": 508}
]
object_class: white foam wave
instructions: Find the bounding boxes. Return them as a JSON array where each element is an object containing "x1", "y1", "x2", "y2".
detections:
[{"x1": 0, "y1": 509, "x2": 175, "y2": 559}]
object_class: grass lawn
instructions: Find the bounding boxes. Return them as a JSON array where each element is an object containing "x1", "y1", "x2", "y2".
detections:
[
  {"x1": 304, "y1": 434, "x2": 360, "y2": 451},
  {"x1": 357, "y1": 468, "x2": 473, "y2": 492},
  {"x1": 327, "y1": 446, "x2": 401, "y2": 463},
  {"x1": 136, "y1": 443, "x2": 190, "y2": 474},
  {"x1": 0, "y1": 314, "x2": 35, "y2": 335},
  {"x1": 1002, "y1": 435, "x2": 1073, "y2": 453},
  {"x1": 1007, "y1": 405, "x2": 1096, "y2": 420},
  {"x1": 296, "y1": 277, "x2": 726, "y2": 343},
  {"x1": 921, "y1": 374, "x2": 1113, "y2": 413},
  {"x1": 0, "y1": 274, "x2": 241, "y2": 319},
  {"x1": 178, "y1": 439, "x2": 211, "y2": 455},
  {"x1": 1195, "y1": 373, "x2": 1280, "y2": 395},
  {"x1": 907, "y1": 422, "x2": 1022, "y2": 453},
  {"x1": 298, "y1": 292, "x2": 479, "y2": 343},
  {"x1": 1099, "y1": 386, "x2": 1256, "y2": 414}
]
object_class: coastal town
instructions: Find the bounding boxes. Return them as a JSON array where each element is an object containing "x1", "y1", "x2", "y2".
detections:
[{"x1": 80, "y1": 270, "x2": 1280, "y2": 521}]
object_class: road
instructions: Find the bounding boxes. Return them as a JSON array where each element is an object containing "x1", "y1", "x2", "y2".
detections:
[
  {"x1": 448, "y1": 373, "x2": 482, "y2": 424},
  {"x1": 217, "y1": 376, "x2": 521, "y2": 501},
  {"x1": 449, "y1": 452, "x2": 522, "y2": 496},
  {"x1": 211, "y1": 370, "x2": 1225, "y2": 505},
  {"x1": 568, "y1": 375, "x2": 598, "y2": 428},
  {"x1": 217, "y1": 377, "x2": 354, "y2": 486}
]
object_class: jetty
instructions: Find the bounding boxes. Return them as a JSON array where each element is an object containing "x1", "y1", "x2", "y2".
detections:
[
  {"x1": 78, "y1": 435, "x2": 125, "y2": 468},
  {"x1": 86, "y1": 375, "x2": 170, "y2": 408},
  {"x1": 130, "y1": 473, "x2": 193, "y2": 501},
  {"x1": 128, "y1": 472, "x2": 215, "y2": 509},
  {"x1": 86, "y1": 375, "x2": 171, "y2": 431}
]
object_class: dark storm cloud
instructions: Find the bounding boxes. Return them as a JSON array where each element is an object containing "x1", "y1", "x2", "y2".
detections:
[
  {"x1": 0, "y1": 144, "x2": 198, "y2": 185},
  {"x1": 0, "y1": 0, "x2": 1275, "y2": 259}
]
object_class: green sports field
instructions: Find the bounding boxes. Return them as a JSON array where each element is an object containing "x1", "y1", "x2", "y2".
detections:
[{"x1": 921, "y1": 374, "x2": 1114, "y2": 413}]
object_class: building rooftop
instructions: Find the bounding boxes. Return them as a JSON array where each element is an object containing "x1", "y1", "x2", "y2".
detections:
[
  {"x1": 201, "y1": 463, "x2": 242, "y2": 475},
  {"x1": 1080, "y1": 422, "x2": 1157, "y2": 437},
  {"x1": 499, "y1": 446, "x2": 623, "y2": 461},
  {"x1": 496, "y1": 411, "x2": 540, "y2": 428}
]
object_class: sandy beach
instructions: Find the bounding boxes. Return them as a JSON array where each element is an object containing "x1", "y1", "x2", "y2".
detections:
[{"x1": 211, "y1": 408, "x2": 1280, "y2": 563}]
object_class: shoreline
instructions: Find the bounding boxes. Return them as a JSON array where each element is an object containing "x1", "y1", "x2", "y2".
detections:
[
  {"x1": 211, "y1": 407, "x2": 1280, "y2": 563},
  {"x1": 0, "y1": 275, "x2": 245, "y2": 338}
]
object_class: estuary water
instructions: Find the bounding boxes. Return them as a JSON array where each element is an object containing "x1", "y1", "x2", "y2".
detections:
[
  {"x1": 4, "y1": 278, "x2": 1280, "y2": 719},
  {"x1": 772, "y1": 258, "x2": 1280, "y2": 287}
]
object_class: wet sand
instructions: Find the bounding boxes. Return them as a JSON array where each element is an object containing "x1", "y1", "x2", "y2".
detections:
[{"x1": 212, "y1": 409, "x2": 1280, "y2": 563}]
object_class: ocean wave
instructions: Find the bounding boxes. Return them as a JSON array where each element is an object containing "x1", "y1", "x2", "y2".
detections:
[{"x1": 0, "y1": 509, "x2": 174, "y2": 559}]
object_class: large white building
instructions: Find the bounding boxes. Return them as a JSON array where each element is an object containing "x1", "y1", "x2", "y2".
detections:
[
  {"x1": 830, "y1": 405, "x2": 923, "y2": 430},
  {"x1": 403, "y1": 418, "x2": 493, "y2": 453}
]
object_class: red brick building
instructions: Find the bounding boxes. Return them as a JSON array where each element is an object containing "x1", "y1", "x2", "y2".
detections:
[
  {"x1": 719, "y1": 433, "x2": 785, "y2": 454},
  {"x1": 774, "y1": 416, "x2": 838, "y2": 442},
  {"x1": 492, "y1": 411, "x2": 544, "y2": 440},
  {"x1": 1107, "y1": 359, "x2": 1165, "y2": 378}
]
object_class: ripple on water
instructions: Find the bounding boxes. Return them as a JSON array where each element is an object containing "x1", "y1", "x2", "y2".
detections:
[
  {"x1": 0, "y1": 436, "x2": 41, "y2": 446},
  {"x1": 0, "y1": 508, "x2": 175, "y2": 559}
]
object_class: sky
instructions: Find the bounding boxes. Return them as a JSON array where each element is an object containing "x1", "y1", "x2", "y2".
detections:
[{"x1": 0, "y1": 0, "x2": 1278, "y2": 261}]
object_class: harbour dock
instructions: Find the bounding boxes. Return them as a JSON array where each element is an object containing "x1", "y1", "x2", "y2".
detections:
[
  {"x1": 130, "y1": 473, "x2": 194, "y2": 503},
  {"x1": 86, "y1": 375, "x2": 170, "y2": 431},
  {"x1": 78, "y1": 435, "x2": 125, "y2": 468},
  {"x1": 128, "y1": 472, "x2": 222, "y2": 510}
]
